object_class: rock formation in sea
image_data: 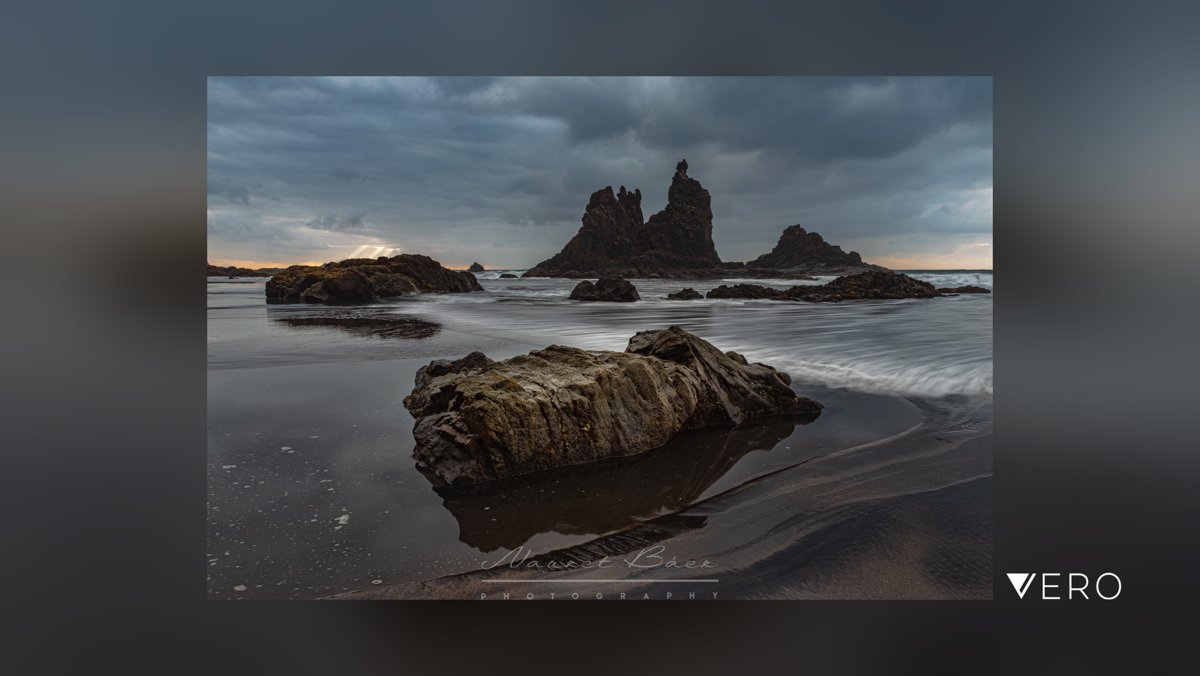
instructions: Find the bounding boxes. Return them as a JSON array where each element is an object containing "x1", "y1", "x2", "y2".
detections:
[
  {"x1": 468, "y1": 262, "x2": 485, "y2": 273},
  {"x1": 524, "y1": 160, "x2": 883, "y2": 279},
  {"x1": 937, "y1": 285, "x2": 991, "y2": 294},
  {"x1": 665, "y1": 288, "x2": 703, "y2": 300},
  {"x1": 499, "y1": 273, "x2": 518, "y2": 279},
  {"x1": 207, "y1": 262, "x2": 276, "y2": 278},
  {"x1": 707, "y1": 270, "x2": 943, "y2": 302},
  {"x1": 265, "y1": 254, "x2": 483, "y2": 304},
  {"x1": 403, "y1": 326, "x2": 822, "y2": 486},
  {"x1": 745, "y1": 225, "x2": 881, "y2": 276},
  {"x1": 568, "y1": 277, "x2": 640, "y2": 302},
  {"x1": 524, "y1": 160, "x2": 722, "y2": 278}
]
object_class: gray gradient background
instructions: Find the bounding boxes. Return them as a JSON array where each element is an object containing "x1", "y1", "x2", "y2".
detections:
[{"x1": 2, "y1": 0, "x2": 1196, "y2": 673}]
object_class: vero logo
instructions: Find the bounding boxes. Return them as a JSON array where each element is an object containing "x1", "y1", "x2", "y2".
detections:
[
  {"x1": 1006, "y1": 572, "x2": 1121, "y2": 600},
  {"x1": 1007, "y1": 573, "x2": 1036, "y2": 598}
]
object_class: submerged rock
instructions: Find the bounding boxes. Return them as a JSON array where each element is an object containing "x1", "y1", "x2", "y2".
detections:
[
  {"x1": 937, "y1": 285, "x2": 991, "y2": 294},
  {"x1": 707, "y1": 284, "x2": 786, "y2": 300},
  {"x1": 568, "y1": 277, "x2": 640, "y2": 302},
  {"x1": 403, "y1": 326, "x2": 822, "y2": 486},
  {"x1": 265, "y1": 254, "x2": 482, "y2": 304},
  {"x1": 499, "y1": 273, "x2": 518, "y2": 279},
  {"x1": 707, "y1": 271, "x2": 941, "y2": 302},
  {"x1": 468, "y1": 262, "x2": 485, "y2": 273},
  {"x1": 665, "y1": 288, "x2": 703, "y2": 300}
]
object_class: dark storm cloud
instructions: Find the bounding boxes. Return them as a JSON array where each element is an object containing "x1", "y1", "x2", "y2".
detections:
[{"x1": 207, "y1": 77, "x2": 991, "y2": 268}]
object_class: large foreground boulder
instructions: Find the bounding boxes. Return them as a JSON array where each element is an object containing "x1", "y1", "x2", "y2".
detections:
[
  {"x1": 569, "y1": 277, "x2": 640, "y2": 302},
  {"x1": 403, "y1": 326, "x2": 822, "y2": 486},
  {"x1": 706, "y1": 271, "x2": 942, "y2": 302},
  {"x1": 266, "y1": 254, "x2": 483, "y2": 304}
]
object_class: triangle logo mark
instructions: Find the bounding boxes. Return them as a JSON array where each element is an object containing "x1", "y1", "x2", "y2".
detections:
[{"x1": 1007, "y1": 573, "x2": 1035, "y2": 598}]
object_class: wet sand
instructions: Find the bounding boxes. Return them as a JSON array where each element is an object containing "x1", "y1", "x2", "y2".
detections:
[{"x1": 333, "y1": 400, "x2": 992, "y2": 600}]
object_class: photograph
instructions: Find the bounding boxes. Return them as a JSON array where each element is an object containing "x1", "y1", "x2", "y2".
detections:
[{"x1": 206, "y1": 76, "x2": 993, "y2": 600}]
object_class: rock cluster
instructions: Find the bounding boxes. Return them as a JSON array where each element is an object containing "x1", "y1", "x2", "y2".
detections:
[
  {"x1": 523, "y1": 160, "x2": 882, "y2": 279},
  {"x1": 568, "y1": 277, "x2": 640, "y2": 302},
  {"x1": 403, "y1": 326, "x2": 822, "y2": 486},
  {"x1": 265, "y1": 254, "x2": 482, "y2": 304},
  {"x1": 707, "y1": 270, "x2": 942, "y2": 302},
  {"x1": 524, "y1": 161, "x2": 722, "y2": 278}
]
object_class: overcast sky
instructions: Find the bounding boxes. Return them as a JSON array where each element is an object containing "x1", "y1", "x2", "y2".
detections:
[{"x1": 208, "y1": 76, "x2": 991, "y2": 270}]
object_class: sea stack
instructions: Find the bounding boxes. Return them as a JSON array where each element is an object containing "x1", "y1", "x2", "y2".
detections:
[
  {"x1": 524, "y1": 160, "x2": 722, "y2": 278},
  {"x1": 468, "y1": 262, "x2": 485, "y2": 273}
]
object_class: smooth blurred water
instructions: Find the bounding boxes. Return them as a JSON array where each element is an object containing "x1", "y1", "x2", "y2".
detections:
[{"x1": 381, "y1": 270, "x2": 993, "y2": 399}]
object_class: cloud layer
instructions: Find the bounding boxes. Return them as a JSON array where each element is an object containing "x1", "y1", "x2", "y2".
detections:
[{"x1": 207, "y1": 76, "x2": 992, "y2": 269}]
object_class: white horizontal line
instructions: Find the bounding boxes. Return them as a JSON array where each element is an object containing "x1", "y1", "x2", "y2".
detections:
[{"x1": 481, "y1": 579, "x2": 719, "y2": 583}]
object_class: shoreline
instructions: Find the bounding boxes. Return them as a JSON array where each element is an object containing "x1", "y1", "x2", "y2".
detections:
[{"x1": 328, "y1": 396, "x2": 992, "y2": 600}]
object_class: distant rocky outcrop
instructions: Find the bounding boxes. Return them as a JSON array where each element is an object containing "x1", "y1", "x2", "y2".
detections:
[
  {"x1": 666, "y1": 288, "x2": 703, "y2": 300},
  {"x1": 207, "y1": 263, "x2": 275, "y2": 278},
  {"x1": 499, "y1": 273, "x2": 518, "y2": 279},
  {"x1": 403, "y1": 326, "x2": 822, "y2": 486},
  {"x1": 707, "y1": 270, "x2": 943, "y2": 302},
  {"x1": 568, "y1": 277, "x2": 640, "y2": 302},
  {"x1": 745, "y1": 225, "x2": 880, "y2": 276},
  {"x1": 265, "y1": 254, "x2": 483, "y2": 304},
  {"x1": 524, "y1": 160, "x2": 883, "y2": 279},
  {"x1": 468, "y1": 262, "x2": 485, "y2": 273},
  {"x1": 524, "y1": 160, "x2": 722, "y2": 278}
]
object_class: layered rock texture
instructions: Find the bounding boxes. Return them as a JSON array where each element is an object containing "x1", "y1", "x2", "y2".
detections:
[
  {"x1": 265, "y1": 254, "x2": 482, "y2": 304},
  {"x1": 403, "y1": 326, "x2": 822, "y2": 486},
  {"x1": 707, "y1": 270, "x2": 943, "y2": 302},
  {"x1": 524, "y1": 160, "x2": 722, "y2": 278},
  {"x1": 568, "y1": 277, "x2": 640, "y2": 302}
]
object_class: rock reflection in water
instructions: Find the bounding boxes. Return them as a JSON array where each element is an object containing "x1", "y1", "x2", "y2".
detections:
[
  {"x1": 430, "y1": 414, "x2": 817, "y2": 552},
  {"x1": 271, "y1": 310, "x2": 441, "y2": 339}
]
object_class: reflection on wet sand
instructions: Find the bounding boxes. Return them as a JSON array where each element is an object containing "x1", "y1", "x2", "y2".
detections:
[
  {"x1": 428, "y1": 414, "x2": 818, "y2": 552},
  {"x1": 270, "y1": 309, "x2": 441, "y2": 339}
]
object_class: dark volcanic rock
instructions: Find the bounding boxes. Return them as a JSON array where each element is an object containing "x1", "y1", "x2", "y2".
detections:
[
  {"x1": 265, "y1": 254, "x2": 483, "y2": 304},
  {"x1": 707, "y1": 284, "x2": 786, "y2": 300},
  {"x1": 524, "y1": 160, "x2": 722, "y2": 278},
  {"x1": 665, "y1": 288, "x2": 703, "y2": 300},
  {"x1": 568, "y1": 277, "x2": 640, "y2": 302},
  {"x1": 207, "y1": 262, "x2": 273, "y2": 278},
  {"x1": 937, "y1": 285, "x2": 991, "y2": 294},
  {"x1": 403, "y1": 326, "x2": 822, "y2": 486},
  {"x1": 468, "y1": 262, "x2": 485, "y2": 273},
  {"x1": 271, "y1": 311, "x2": 441, "y2": 339},
  {"x1": 708, "y1": 271, "x2": 941, "y2": 302},
  {"x1": 786, "y1": 270, "x2": 938, "y2": 301},
  {"x1": 499, "y1": 273, "x2": 518, "y2": 279},
  {"x1": 747, "y1": 225, "x2": 880, "y2": 275}
]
